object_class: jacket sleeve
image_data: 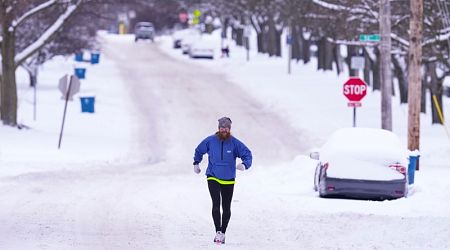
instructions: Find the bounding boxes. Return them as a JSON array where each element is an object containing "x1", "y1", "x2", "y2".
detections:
[
  {"x1": 193, "y1": 137, "x2": 209, "y2": 164},
  {"x1": 236, "y1": 139, "x2": 252, "y2": 169}
]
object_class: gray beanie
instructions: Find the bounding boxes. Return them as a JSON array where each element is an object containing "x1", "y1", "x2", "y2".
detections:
[{"x1": 218, "y1": 117, "x2": 232, "y2": 129}]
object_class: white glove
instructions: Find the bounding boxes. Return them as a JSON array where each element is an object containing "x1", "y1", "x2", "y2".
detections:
[
  {"x1": 194, "y1": 164, "x2": 201, "y2": 174},
  {"x1": 236, "y1": 163, "x2": 246, "y2": 171}
]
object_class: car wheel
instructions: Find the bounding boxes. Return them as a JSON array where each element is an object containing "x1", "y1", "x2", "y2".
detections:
[{"x1": 403, "y1": 179, "x2": 409, "y2": 198}]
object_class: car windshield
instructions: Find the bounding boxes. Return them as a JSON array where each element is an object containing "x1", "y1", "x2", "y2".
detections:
[{"x1": 136, "y1": 23, "x2": 153, "y2": 29}]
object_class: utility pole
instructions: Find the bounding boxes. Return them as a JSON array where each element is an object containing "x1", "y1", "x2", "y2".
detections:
[
  {"x1": 380, "y1": 0, "x2": 392, "y2": 131},
  {"x1": 408, "y1": 0, "x2": 423, "y2": 168}
]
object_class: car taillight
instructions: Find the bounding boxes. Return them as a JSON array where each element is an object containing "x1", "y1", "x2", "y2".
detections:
[
  {"x1": 390, "y1": 164, "x2": 406, "y2": 175},
  {"x1": 323, "y1": 162, "x2": 329, "y2": 170}
]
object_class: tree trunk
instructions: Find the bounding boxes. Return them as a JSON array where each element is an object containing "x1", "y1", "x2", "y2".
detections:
[
  {"x1": 407, "y1": 0, "x2": 423, "y2": 153},
  {"x1": 392, "y1": 55, "x2": 408, "y2": 103},
  {"x1": 346, "y1": 45, "x2": 358, "y2": 76},
  {"x1": 363, "y1": 48, "x2": 372, "y2": 86},
  {"x1": 1, "y1": 30, "x2": 18, "y2": 126},
  {"x1": 324, "y1": 38, "x2": 333, "y2": 70},
  {"x1": 303, "y1": 38, "x2": 311, "y2": 64},
  {"x1": 267, "y1": 16, "x2": 277, "y2": 57},
  {"x1": 317, "y1": 38, "x2": 326, "y2": 70},
  {"x1": 256, "y1": 32, "x2": 264, "y2": 53},
  {"x1": 372, "y1": 48, "x2": 381, "y2": 91},
  {"x1": 380, "y1": 0, "x2": 393, "y2": 131},
  {"x1": 333, "y1": 44, "x2": 343, "y2": 75},
  {"x1": 275, "y1": 29, "x2": 282, "y2": 57},
  {"x1": 421, "y1": 77, "x2": 427, "y2": 113},
  {"x1": 291, "y1": 24, "x2": 301, "y2": 61},
  {"x1": 235, "y1": 27, "x2": 244, "y2": 46},
  {"x1": 27, "y1": 67, "x2": 38, "y2": 87}
]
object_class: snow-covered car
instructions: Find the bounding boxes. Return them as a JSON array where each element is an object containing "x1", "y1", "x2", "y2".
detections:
[
  {"x1": 310, "y1": 127, "x2": 409, "y2": 200},
  {"x1": 134, "y1": 22, "x2": 154, "y2": 42},
  {"x1": 188, "y1": 34, "x2": 216, "y2": 59},
  {"x1": 180, "y1": 29, "x2": 201, "y2": 54},
  {"x1": 189, "y1": 41, "x2": 214, "y2": 59},
  {"x1": 172, "y1": 29, "x2": 191, "y2": 49}
]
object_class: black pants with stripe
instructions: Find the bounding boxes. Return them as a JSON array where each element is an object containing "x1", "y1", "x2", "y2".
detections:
[{"x1": 207, "y1": 179, "x2": 234, "y2": 234}]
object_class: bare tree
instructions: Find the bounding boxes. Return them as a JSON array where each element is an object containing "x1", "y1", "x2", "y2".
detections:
[
  {"x1": 1, "y1": 0, "x2": 82, "y2": 126},
  {"x1": 380, "y1": 0, "x2": 393, "y2": 131}
]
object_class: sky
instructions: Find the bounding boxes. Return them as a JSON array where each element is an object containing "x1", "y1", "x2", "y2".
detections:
[{"x1": 0, "y1": 28, "x2": 449, "y2": 249}]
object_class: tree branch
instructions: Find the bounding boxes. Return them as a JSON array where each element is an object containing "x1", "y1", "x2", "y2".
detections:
[
  {"x1": 12, "y1": 0, "x2": 58, "y2": 31},
  {"x1": 14, "y1": 1, "x2": 82, "y2": 68}
]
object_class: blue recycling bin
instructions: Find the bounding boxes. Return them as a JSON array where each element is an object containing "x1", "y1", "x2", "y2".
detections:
[
  {"x1": 80, "y1": 96, "x2": 95, "y2": 113},
  {"x1": 75, "y1": 52, "x2": 84, "y2": 62},
  {"x1": 286, "y1": 35, "x2": 293, "y2": 45},
  {"x1": 91, "y1": 53, "x2": 100, "y2": 64},
  {"x1": 408, "y1": 155, "x2": 420, "y2": 185},
  {"x1": 74, "y1": 68, "x2": 86, "y2": 79}
]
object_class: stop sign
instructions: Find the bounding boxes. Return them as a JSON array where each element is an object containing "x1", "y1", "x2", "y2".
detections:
[{"x1": 343, "y1": 77, "x2": 368, "y2": 102}]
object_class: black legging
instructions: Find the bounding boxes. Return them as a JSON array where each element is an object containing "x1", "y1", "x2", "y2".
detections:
[{"x1": 207, "y1": 179, "x2": 234, "y2": 234}]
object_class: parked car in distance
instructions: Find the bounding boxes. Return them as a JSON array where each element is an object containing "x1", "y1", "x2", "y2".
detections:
[
  {"x1": 188, "y1": 34, "x2": 216, "y2": 59},
  {"x1": 311, "y1": 127, "x2": 409, "y2": 200},
  {"x1": 180, "y1": 29, "x2": 201, "y2": 54},
  {"x1": 172, "y1": 29, "x2": 190, "y2": 49},
  {"x1": 134, "y1": 22, "x2": 154, "y2": 42}
]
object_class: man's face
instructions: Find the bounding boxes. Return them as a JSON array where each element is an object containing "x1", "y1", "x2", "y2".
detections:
[{"x1": 218, "y1": 127, "x2": 230, "y2": 139}]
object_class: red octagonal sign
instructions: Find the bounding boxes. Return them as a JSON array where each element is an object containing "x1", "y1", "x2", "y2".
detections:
[{"x1": 343, "y1": 77, "x2": 368, "y2": 102}]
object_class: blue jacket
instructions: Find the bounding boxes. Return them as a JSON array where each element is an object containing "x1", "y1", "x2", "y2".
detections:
[{"x1": 194, "y1": 134, "x2": 252, "y2": 180}]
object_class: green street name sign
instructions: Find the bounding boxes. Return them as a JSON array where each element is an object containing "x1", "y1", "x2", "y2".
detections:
[{"x1": 359, "y1": 34, "x2": 380, "y2": 42}]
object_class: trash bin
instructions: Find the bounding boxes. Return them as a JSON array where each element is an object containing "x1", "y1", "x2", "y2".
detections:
[
  {"x1": 80, "y1": 96, "x2": 95, "y2": 113},
  {"x1": 75, "y1": 52, "x2": 84, "y2": 62},
  {"x1": 91, "y1": 52, "x2": 100, "y2": 64},
  {"x1": 408, "y1": 154, "x2": 420, "y2": 185},
  {"x1": 74, "y1": 68, "x2": 86, "y2": 79}
]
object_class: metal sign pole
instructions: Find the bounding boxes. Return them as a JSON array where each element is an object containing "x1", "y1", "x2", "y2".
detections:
[
  {"x1": 33, "y1": 82, "x2": 37, "y2": 121},
  {"x1": 246, "y1": 37, "x2": 250, "y2": 62},
  {"x1": 353, "y1": 107, "x2": 356, "y2": 127},
  {"x1": 58, "y1": 75, "x2": 73, "y2": 149},
  {"x1": 287, "y1": 22, "x2": 292, "y2": 75}
]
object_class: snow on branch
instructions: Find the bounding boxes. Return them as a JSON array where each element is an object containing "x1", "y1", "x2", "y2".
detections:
[
  {"x1": 15, "y1": 2, "x2": 80, "y2": 67},
  {"x1": 312, "y1": 0, "x2": 377, "y2": 19},
  {"x1": 423, "y1": 31, "x2": 450, "y2": 47},
  {"x1": 391, "y1": 33, "x2": 409, "y2": 48},
  {"x1": 12, "y1": 0, "x2": 58, "y2": 30},
  {"x1": 312, "y1": 0, "x2": 348, "y2": 11}
]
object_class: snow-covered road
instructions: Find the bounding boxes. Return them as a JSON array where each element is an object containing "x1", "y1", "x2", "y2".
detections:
[
  {"x1": 0, "y1": 36, "x2": 449, "y2": 250},
  {"x1": 104, "y1": 38, "x2": 310, "y2": 167}
]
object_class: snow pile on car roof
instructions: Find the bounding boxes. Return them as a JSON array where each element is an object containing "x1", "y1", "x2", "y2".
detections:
[{"x1": 320, "y1": 127, "x2": 408, "y2": 166}]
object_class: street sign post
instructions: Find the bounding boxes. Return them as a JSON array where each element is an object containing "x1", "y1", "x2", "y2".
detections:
[
  {"x1": 359, "y1": 34, "x2": 380, "y2": 42},
  {"x1": 343, "y1": 77, "x2": 368, "y2": 127},
  {"x1": 58, "y1": 74, "x2": 81, "y2": 149}
]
